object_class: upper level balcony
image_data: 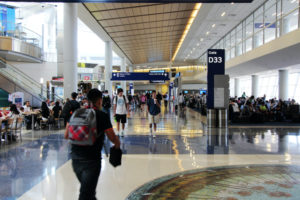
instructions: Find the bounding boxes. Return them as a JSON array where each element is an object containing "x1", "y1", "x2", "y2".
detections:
[{"x1": 0, "y1": 24, "x2": 43, "y2": 63}]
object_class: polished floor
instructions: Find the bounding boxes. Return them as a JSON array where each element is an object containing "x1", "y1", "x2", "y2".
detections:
[{"x1": 0, "y1": 106, "x2": 300, "y2": 200}]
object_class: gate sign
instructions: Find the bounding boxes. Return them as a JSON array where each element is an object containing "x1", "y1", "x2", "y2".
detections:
[
  {"x1": 111, "y1": 72, "x2": 169, "y2": 81},
  {"x1": 207, "y1": 49, "x2": 225, "y2": 109}
]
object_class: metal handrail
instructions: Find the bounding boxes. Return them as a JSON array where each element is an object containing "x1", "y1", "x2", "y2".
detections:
[
  {"x1": 200, "y1": 5, "x2": 300, "y2": 61},
  {"x1": 0, "y1": 59, "x2": 63, "y2": 102}
]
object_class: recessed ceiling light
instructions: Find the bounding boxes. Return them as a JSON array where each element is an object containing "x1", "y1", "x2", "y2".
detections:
[
  {"x1": 221, "y1": 12, "x2": 226, "y2": 17},
  {"x1": 200, "y1": 38, "x2": 204, "y2": 41},
  {"x1": 206, "y1": 31, "x2": 210, "y2": 35},
  {"x1": 231, "y1": 2, "x2": 234, "y2": 5},
  {"x1": 197, "y1": 43, "x2": 200, "y2": 46},
  {"x1": 212, "y1": 24, "x2": 216, "y2": 28}
]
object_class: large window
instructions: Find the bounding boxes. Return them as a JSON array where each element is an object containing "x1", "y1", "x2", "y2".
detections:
[
  {"x1": 282, "y1": 0, "x2": 299, "y2": 35},
  {"x1": 289, "y1": 72, "x2": 300, "y2": 102},
  {"x1": 264, "y1": 0, "x2": 276, "y2": 43},
  {"x1": 258, "y1": 74, "x2": 278, "y2": 99},
  {"x1": 245, "y1": 14, "x2": 253, "y2": 52},
  {"x1": 254, "y1": 7, "x2": 264, "y2": 48}
]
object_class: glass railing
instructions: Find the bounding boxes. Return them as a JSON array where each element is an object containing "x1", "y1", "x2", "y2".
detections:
[
  {"x1": 0, "y1": 22, "x2": 42, "y2": 48},
  {"x1": 199, "y1": 1, "x2": 300, "y2": 64},
  {"x1": 0, "y1": 58, "x2": 63, "y2": 102}
]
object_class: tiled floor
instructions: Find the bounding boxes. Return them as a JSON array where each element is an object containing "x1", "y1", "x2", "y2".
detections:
[{"x1": 0, "y1": 107, "x2": 299, "y2": 199}]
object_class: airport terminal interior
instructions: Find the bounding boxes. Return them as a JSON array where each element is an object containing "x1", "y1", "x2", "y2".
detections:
[{"x1": 0, "y1": 0, "x2": 300, "y2": 199}]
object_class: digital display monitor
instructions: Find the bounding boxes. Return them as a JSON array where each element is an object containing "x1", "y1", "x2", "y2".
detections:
[
  {"x1": 184, "y1": 91, "x2": 188, "y2": 94},
  {"x1": 200, "y1": 90, "x2": 207, "y2": 95}
]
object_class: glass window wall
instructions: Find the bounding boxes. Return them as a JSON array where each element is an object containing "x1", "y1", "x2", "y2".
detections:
[
  {"x1": 264, "y1": 0, "x2": 277, "y2": 43},
  {"x1": 245, "y1": 14, "x2": 253, "y2": 52},
  {"x1": 254, "y1": 7, "x2": 264, "y2": 48},
  {"x1": 282, "y1": 0, "x2": 299, "y2": 34}
]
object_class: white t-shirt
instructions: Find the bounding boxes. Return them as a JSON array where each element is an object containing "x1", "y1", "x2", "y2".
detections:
[
  {"x1": 178, "y1": 95, "x2": 184, "y2": 103},
  {"x1": 114, "y1": 95, "x2": 128, "y2": 115}
]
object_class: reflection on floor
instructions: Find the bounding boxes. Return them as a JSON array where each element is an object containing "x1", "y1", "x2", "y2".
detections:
[
  {"x1": 127, "y1": 165, "x2": 300, "y2": 200},
  {"x1": 0, "y1": 107, "x2": 299, "y2": 200}
]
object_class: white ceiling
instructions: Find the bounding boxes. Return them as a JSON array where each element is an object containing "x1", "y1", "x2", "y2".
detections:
[{"x1": 175, "y1": 0, "x2": 266, "y2": 62}]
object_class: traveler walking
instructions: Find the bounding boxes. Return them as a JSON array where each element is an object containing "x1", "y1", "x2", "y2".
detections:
[
  {"x1": 140, "y1": 93, "x2": 147, "y2": 111},
  {"x1": 113, "y1": 88, "x2": 129, "y2": 137},
  {"x1": 61, "y1": 92, "x2": 80, "y2": 126},
  {"x1": 178, "y1": 93, "x2": 184, "y2": 112},
  {"x1": 64, "y1": 89, "x2": 120, "y2": 200},
  {"x1": 147, "y1": 91, "x2": 161, "y2": 137},
  {"x1": 102, "y1": 90, "x2": 111, "y2": 117}
]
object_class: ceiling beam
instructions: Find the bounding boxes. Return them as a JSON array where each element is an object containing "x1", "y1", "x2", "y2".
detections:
[
  {"x1": 112, "y1": 28, "x2": 183, "y2": 39},
  {"x1": 89, "y1": 3, "x2": 164, "y2": 13},
  {"x1": 103, "y1": 17, "x2": 190, "y2": 28},
  {"x1": 108, "y1": 23, "x2": 186, "y2": 34},
  {"x1": 97, "y1": 9, "x2": 194, "y2": 21},
  {"x1": 116, "y1": 33, "x2": 182, "y2": 43}
]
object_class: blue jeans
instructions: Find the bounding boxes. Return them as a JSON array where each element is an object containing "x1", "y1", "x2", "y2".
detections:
[{"x1": 72, "y1": 159, "x2": 101, "y2": 200}]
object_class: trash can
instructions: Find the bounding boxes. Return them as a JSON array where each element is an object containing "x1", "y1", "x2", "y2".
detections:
[
  {"x1": 218, "y1": 109, "x2": 228, "y2": 128},
  {"x1": 207, "y1": 109, "x2": 217, "y2": 128}
]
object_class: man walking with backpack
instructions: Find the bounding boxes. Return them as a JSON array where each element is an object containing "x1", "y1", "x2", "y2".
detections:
[
  {"x1": 62, "y1": 92, "x2": 81, "y2": 126},
  {"x1": 64, "y1": 89, "x2": 120, "y2": 200},
  {"x1": 113, "y1": 88, "x2": 129, "y2": 137},
  {"x1": 147, "y1": 91, "x2": 161, "y2": 137},
  {"x1": 102, "y1": 90, "x2": 111, "y2": 117}
]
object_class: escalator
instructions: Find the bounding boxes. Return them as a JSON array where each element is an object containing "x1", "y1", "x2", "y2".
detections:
[{"x1": 0, "y1": 58, "x2": 63, "y2": 107}]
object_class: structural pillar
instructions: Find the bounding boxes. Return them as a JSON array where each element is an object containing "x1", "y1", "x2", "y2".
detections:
[
  {"x1": 251, "y1": 75, "x2": 259, "y2": 98},
  {"x1": 56, "y1": 4, "x2": 64, "y2": 76},
  {"x1": 234, "y1": 78, "x2": 240, "y2": 97},
  {"x1": 105, "y1": 41, "x2": 113, "y2": 97},
  {"x1": 279, "y1": 69, "x2": 288, "y2": 100},
  {"x1": 121, "y1": 57, "x2": 127, "y2": 94},
  {"x1": 63, "y1": 3, "x2": 78, "y2": 99},
  {"x1": 129, "y1": 66, "x2": 134, "y2": 95}
]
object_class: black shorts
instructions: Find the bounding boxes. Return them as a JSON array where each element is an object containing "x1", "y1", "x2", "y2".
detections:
[{"x1": 116, "y1": 114, "x2": 127, "y2": 123}]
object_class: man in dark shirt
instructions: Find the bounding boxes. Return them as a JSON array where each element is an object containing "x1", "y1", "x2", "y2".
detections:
[
  {"x1": 147, "y1": 91, "x2": 161, "y2": 137},
  {"x1": 62, "y1": 92, "x2": 81, "y2": 125},
  {"x1": 64, "y1": 89, "x2": 120, "y2": 200}
]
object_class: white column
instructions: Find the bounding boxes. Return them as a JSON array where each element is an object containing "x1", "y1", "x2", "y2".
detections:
[
  {"x1": 251, "y1": 75, "x2": 259, "y2": 98},
  {"x1": 105, "y1": 41, "x2": 113, "y2": 97},
  {"x1": 234, "y1": 78, "x2": 240, "y2": 97},
  {"x1": 63, "y1": 3, "x2": 78, "y2": 99},
  {"x1": 56, "y1": 4, "x2": 64, "y2": 76},
  {"x1": 121, "y1": 57, "x2": 126, "y2": 93},
  {"x1": 279, "y1": 70, "x2": 288, "y2": 100}
]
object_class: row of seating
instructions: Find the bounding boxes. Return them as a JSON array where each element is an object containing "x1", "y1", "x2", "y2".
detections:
[{"x1": 0, "y1": 117, "x2": 23, "y2": 145}]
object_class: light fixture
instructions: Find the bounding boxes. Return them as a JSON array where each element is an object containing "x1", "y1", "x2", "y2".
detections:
[
  {"x1": 197, "y1": 43, "x2": 200, "y2": 46},
  {"x1": 40, "y1": 78, "x2": 44, "y2": 84},
  {"x1": 231, "y1": 2, "x2": 234, "y2": 5},
  {"x1": 221, "y1": 12, "x2": 226, "y2": 17},
  {"x1": 200, "y1": 38, "x2": 203, "y2": 41},
  {"x1": 171, "y1": 3, "x2": 202, "y2": 61},
  {"x1": 212, "y1": 24, "x2": 216, "y2": 28},
  {"x1": 206, "y1": 31, "x2": 210, "y2": 35}
]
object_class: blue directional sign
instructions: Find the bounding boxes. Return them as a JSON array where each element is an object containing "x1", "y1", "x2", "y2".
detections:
[
  {"x1": 111, "y1": 72, "x2": 169, "y2": 81},
  {"x1": 150, "y1": 80, "x2": 165, "y2": 83}
]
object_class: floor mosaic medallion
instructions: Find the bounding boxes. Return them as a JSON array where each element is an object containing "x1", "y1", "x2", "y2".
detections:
[{"x1": 126, "y1": 165, "x2": 300, "y2": 200}]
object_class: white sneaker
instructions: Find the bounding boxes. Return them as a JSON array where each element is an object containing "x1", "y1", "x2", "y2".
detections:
[
  {"x1": 121, "y1": 131, "x2": 124, "y2": 137},
  {"x1": 149, "y1": 128, "x2": 153, "y2": 136},
  {"x1": 153, "y1": 133, "x2": 156, "y2": 138}
]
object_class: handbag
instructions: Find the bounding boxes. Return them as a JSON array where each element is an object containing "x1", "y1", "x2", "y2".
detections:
[{"x1": 109, "y1": 147, "x2": 122, "y2": 167}]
